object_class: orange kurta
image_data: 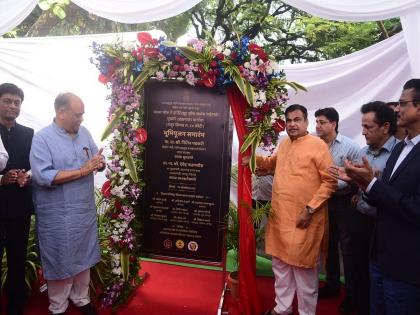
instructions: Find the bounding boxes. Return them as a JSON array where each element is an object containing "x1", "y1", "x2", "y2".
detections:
[{"x1": 256, "y1": 134, "x2": 337, "y2": 268}]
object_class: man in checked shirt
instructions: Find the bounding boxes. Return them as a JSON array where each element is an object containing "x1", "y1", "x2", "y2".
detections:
[{"x1": 315, "y1": 107, "x2": 360, "y2": 315}]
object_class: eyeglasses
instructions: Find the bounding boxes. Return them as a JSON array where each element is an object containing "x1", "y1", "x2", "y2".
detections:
[{"x1": 398, "y1": 100, "x2": 419, "y2": 107}]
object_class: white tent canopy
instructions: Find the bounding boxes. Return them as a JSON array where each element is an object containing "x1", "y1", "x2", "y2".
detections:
[
  {"x1": 0, "y1": 0, "x2": 201, "y2": 35},
  {"x1": 282, "y1": 0, "x2": 420, "y2": 76}
]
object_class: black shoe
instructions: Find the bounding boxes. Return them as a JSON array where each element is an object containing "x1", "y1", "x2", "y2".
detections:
[
  {"x1": 339, "y1": 296, "x2": 356, "y2": 315},
  {"x1": 77, "y1": 303, "x2": 97, "y2": 315},
  {"x1": 318, "y1": 285, "x2": 340, "y2": 299}
]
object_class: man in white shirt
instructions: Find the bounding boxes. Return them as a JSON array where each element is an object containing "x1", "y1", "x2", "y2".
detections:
[{"x1": 0, "y1": 136, "x2": 8, "y2": 171}]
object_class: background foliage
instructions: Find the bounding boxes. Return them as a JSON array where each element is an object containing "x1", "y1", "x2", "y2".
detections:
[{"x1": 4, "y1": 0, "x2": 401, "y2": 63}]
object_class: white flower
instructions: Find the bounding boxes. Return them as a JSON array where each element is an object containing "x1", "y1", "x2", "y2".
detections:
[
  {"x1": 112, "y1": 267, "x2": 122, "y2": 275},
  {"x1": 244, "y1": 62, "x2": 251, "y2": 69},
  {"x1": 225, "y1": 41, "x2": 233, "y2": 48},
  {"x1": 271, "y1": 112, "x2": 278, "y2": 121},
  {"x1": 216, "y1": 45, "x2": 223, "y2": 53},
  {"x1": 223, "y1": 49, "x2": 231, "y2": 56},
  {"x1": 123, "y1": 42, "x2": 134, "y2": 51},
  {"x1": 124, "y1": 168, "x2": 130, "y2": 175},
  {"x1": 258, "y1": 90, "x2": 266, "y2": 103},
  {"x1": 119, "y1": 160, "x2": 125, "y2": 166},
  {"x1": 156, "y1": 71, "x2": 165, "y2": 80}
]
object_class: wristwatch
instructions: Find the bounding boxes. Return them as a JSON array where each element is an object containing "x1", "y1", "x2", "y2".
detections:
[{"x1": 306, "y1": 205, "x2": 315, "y2": 214}]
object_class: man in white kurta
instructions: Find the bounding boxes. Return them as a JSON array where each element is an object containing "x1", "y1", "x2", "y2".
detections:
[{"x1": 30, "y1": 93, "x2": 105, "y2": 315}]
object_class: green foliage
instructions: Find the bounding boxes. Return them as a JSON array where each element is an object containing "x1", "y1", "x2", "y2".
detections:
[
  {"x1": 4, "y1": 0, "x2": 401, "y2": 64},
  {"x1": 294, "y1": 16, "x2": 401, "y2": 60},
  {"x1": 226, "y1": 164, "x2": 270, "y2": 267},
  {"x1": 38, "y1": 0, "x2": 70, "y2": 19},
  {"x1": 189, "y1": 0, "x2": 401, "y2": 63},
  {"x1": 226, "y1": 200, "x2": 271, "y2": 269}
]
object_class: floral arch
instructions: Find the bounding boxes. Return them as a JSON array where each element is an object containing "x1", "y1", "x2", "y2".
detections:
[{"x1": 91, "y1": 32, "x2": 303, "y2": 308}]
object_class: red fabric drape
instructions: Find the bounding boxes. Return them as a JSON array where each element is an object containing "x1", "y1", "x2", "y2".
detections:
[{"x1": 226, "y1": 86, "x2": 262, "y2": 315}]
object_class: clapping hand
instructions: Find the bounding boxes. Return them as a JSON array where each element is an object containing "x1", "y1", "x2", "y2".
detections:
[
  {"x1": 343, "y1": 157, "x2": 374, "y2": 190},
  {"x1": 1, "y1": 169, "x2": 19, "y2": 185},
  {"x1": 328, "y1": 165, "x2": 352, "y2": 182},
  {"x1": 16, "y1": 169, "x2": 31, "y2": 187}
]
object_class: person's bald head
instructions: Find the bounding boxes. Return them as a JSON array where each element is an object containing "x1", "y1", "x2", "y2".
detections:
[{"x1": 54, "y1": 92, "x2": 85, "y2": 134}]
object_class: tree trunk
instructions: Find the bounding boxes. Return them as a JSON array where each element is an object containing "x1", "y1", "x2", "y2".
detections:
[{"x1": 25, "y1": 3, "x2": 79, "y2": 37}]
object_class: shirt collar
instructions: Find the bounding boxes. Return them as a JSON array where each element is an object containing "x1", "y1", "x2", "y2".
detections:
[
  {"x1": 404, "y1": 134, "x2": 420, "y2": 146},
  {"x1": 52, "y1": 120, "x2": 78, "y2": 137},
  {"x1": 367, "y1": 136, "x2": 397, "y2": 155},
  {"x1": 334, "y1": 133, "x2": 343, "y2": 143},
  {"x1": 381, "y1": 136, "x2": 398, "y2": 152}
]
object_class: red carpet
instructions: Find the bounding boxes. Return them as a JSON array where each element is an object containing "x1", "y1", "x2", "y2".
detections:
[{"x1": 24, "y1": 261, "x2": 343, "y2": 315}]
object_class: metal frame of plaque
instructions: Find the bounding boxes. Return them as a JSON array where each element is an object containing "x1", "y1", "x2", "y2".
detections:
[{"x1": 142, "y1": 80, "x2": 232, "y2": 267}]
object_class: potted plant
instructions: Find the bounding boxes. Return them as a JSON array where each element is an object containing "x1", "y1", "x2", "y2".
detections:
[{"x1": 225, "y1": 199, "x2": 270, "y2": 300}]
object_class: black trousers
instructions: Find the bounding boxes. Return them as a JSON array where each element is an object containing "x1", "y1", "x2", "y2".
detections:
[
  {"x1": 325, "y1": 195, "x2": 357, "y2": 297},
  {"x1": 0, "y1": 215, "x2": 31, "y2": 312},
  {"x1": 352, "y1": 211, "x2": 375, "y2": 315}
]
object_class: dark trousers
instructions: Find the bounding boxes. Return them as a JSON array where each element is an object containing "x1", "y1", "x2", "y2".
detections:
[
  {"x1": 352, "y1": 211, "x2": 375, "y2": 315},
  {"x1": 325, "y1": 195, "x2": 357, "y2": 297},
  {"x1": 0, "y1": 215, "x2": 31, "y2": 312},
  {"x1": 370, "y1": 262, "x2": 420, "y2": 315}
]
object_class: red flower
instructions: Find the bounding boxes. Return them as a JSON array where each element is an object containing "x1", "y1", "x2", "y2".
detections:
[
  {"x1": 101, "y1": 180, "x2": 112, "y2": 198},
  {"x1": 137, "y1": 32, "x2": 153, "y2": 45},
  {"x1": 135, "y1": 128, "x2": 148, "y2": 144},
  {"x1": 114, "y1": 58, "x2": 121, "y2": 66},
  {"x1": 210, "y1": 60, "x2": 218, "y2": 68},
  {"x1": 272, "y1": 119, "x2": 286, "y2": 133},
  {"x1": 249, "y1": 43, "x2": 263, "y2": 54},
  {"x1": 98, "y1": 74, "x2": 109, "y2": 84},
  {"x1": 200, "y1": 73, "x2": 216, "y2": 88},
  {"x1": 261, "y1": 104, "x2": 270, "y2": 114},
  {"x1": 114, "y1": 199, "x2": 122, "y2": 211},
  {"x1": 216, "y1": 53, "x2": 225, "y2": 61},
  {"x1": 249, "y1": 43, "x2": 268, "y2": 62},
  {"x1": 144, "y1": 48, "x2": 158, "y2": 58}
]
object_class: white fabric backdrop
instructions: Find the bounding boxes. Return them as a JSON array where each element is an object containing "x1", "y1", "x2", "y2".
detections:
[
  {"x1": 0, "y1": 31, "x2": 410, "y2": 144},
  {"x1": 0, "y1": 0, "x2": 201, "y2": 36},
  {"x1": 282, "y1": 0, "x2": 420, "y2": 76},
  {"x1": 282, "y1": 0, "x2": 420, "y2": 21}
]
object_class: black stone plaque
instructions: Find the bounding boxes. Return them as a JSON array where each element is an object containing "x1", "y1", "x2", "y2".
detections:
[{"x1": 142, "y1": 80, "x2": 232, "y2": 263}]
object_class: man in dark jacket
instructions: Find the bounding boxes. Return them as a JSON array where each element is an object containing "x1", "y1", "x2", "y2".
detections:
[
  {"x1": 0, "y1": 83, "x2": 34, "y2": 315},
  {"x1": 344, "y1": 79, "x2": 420, "y2": 315}
]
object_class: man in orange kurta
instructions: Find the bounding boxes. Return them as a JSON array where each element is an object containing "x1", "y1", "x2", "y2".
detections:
[{"x1": 257, "y1": 104, "x2": 337, "y2": 315}]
